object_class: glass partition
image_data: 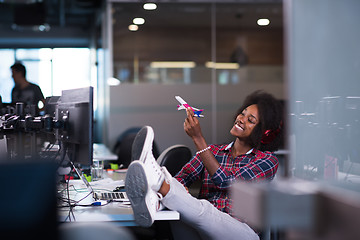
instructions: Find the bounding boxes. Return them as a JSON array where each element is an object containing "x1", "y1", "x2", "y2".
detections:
[
  {"x1": 286, "y1": 0, "x2": 360, "y2": 189},
  {"x1": 108, "y1": 1, "x2": 285, "y2": 159},
  {"x1": 111, "y1": 2, "x2": 283, "y2": 85}
]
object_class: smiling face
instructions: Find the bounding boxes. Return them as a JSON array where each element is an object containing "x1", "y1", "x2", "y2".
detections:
[{"x1": 230, "y1": 104, "x2": 259, "y2": 139}]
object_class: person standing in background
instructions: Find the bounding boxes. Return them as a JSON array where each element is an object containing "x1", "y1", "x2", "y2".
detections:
[{"x1": 11, "y1": 62, "x2": 45, "y2": 115}]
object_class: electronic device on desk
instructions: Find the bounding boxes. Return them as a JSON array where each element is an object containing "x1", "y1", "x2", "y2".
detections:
[
  {"x1": 0, "y1": 87, "x2": 94, "y2": 172},
  {"x1": 93, "y1": 185, "x2": 129, "y2": 202},
  {"x1": 94, "y1": 191, "x2": 129, "y2": 202},
  {"x1": 56, "y1": 87, "x2": 94, "y2": 168},
  {"x1": 44, "y1": 95, "x2": 61, "y2": 117},
  {"x1": 0, "y1": 102, "x2": 57, "y2": 160}
]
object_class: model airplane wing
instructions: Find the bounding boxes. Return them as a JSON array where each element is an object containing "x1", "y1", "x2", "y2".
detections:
[{"x1": 175, "y1": 96, "x2": 204, "y2": 117}]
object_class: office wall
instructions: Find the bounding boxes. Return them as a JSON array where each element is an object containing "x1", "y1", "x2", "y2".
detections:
[
  {"x1": 113, "y1": 28, "x2": 283, "y2": 65},
  {"x1": 108, "y1": 81, "x2": 284, "y2": 153}
]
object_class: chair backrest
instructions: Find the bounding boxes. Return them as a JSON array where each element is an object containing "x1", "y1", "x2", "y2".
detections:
[
  {"x1": 157, "y1": 144, "x2": 192, "y2": 176},
  {"x1": 113, "y1": 127, "x2": 160, "y2": 168}
]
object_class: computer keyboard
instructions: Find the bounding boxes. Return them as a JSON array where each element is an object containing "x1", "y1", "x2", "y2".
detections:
[{"x1": 94, "y1": 191, "x2": 129, "y2": 201}]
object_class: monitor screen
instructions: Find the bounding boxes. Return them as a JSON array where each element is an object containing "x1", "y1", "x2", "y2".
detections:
[{"x1": 57, "y1": 87, "x2": 94, "y2": 167}]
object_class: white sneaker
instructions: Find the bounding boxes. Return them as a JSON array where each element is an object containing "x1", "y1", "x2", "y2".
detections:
[
  {"x1": 125, "y1": 160, "x2": 162, "y2": 227},
  {"x1": 161, "y1": 166, "x2": 172, "y2": 185},
  {"x1": 131, "y1": 126, "x2": 154, "y2": 162},
  {"x1": 132, "y1": 126, "x2": 164, "y2": 191}
]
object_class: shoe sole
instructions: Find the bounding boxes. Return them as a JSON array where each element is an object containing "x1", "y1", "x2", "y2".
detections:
[
  {"x1": 125, "y1": 161, "x2": 153, "y2": 227},
  {"x1": 131, "y1": 126, "x2": 154, "y2": 162}
]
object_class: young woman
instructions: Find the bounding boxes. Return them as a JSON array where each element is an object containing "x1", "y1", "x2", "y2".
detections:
[{"x1": 126, "y1": 90, "x2": 284, "y2": 240}]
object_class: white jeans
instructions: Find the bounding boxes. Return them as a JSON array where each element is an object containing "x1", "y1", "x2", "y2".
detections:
[{"x1": 161, "y1": 178, "x2": 260, "y2": 240}]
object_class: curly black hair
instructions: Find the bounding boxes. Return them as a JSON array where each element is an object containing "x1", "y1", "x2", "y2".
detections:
[{"x1": 234, "y1": 90, "x2": 284, "y2": 152}]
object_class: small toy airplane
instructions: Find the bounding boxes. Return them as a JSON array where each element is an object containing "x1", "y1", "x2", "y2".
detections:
[{"x1": 175, "y1": 96, "x2": 204, "y2": 118}]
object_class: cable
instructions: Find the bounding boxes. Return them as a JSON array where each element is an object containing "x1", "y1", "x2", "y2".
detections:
[
  {"x1": 57, "y1": 142, "x2": 68, "y2": 168},
  {"x1": 66, "y1": 177, "x2": 75, "y2": 222}
]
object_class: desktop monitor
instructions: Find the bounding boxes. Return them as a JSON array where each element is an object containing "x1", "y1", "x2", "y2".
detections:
[
  {"x1": 56, "y1": 87, "x2": 94, "y2": 167},
  {"x1": 44, "y1": 96, "x2": 61, "y2": 117}
]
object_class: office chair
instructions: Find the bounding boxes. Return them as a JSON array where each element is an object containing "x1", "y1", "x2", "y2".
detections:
[
  {"x1": 156, "y1": 144, "x2": 196, "y2": 240},
  {"x1": 113, "y1": 127, "x2": 160, "y2": 169},
  {"x1": 157, "y1": 144, "x2": 192, "y2": 176},
  {"x1": 157, "y1": 144, "x2": 202, "y2": 197}
]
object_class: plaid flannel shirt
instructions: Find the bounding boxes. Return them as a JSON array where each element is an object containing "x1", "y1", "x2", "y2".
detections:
[{"x1": 175, "y1": 142, "x2": 279, "y2": 216}]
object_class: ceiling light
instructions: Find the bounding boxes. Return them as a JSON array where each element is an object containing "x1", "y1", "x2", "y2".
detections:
[
  {"x1": 143, "y1": 3, "x2": 157, "y2": 10},
  {"x1": 133, "y1": 18, "x2": 145, "y2": 25},
  {"x1": 150, "y1": 61, "x2": 196, "y2": 68},
  {"x1": 205, "y1": 62, "x2": 239, "y2": 69},
  {"x1": 322, "y1": 96, "x2": 341, "y2": 99},
  {"x1": 128, "y1": 24, "x2": 138, "y2": 31},
  {"x1": 257, "y1": 18, "x2": 270, "y2": 26}
]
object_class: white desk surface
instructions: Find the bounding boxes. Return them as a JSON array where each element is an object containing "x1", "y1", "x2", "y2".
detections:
[
  {"x1": 58, "y1": 171, "x2": 179, "y2": 226},
  {"x1": 93, "y1": 143, "x2": 118, "y2": 161}
]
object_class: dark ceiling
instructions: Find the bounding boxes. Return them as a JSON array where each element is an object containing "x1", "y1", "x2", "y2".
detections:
[
  {"x1": 0, "y1": 0, "x2": 282, "y2": 48},
  {"x1": 0, "y1": 0, "x2": 102, "y2": 48},
  {"x1": 0, "y1": 0, "x2": 101, "y2": 30},
  {"x1": 113, "y1": 1, "x2": 283, "y2": 29}
]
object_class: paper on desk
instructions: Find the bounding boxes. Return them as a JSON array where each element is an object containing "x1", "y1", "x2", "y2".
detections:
[{"x1": 89, "y1": 178, "x2": 125, "y2": 191}]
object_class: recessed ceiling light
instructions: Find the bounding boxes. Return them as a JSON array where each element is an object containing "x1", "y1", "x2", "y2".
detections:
[
  {"x1": 143, "y1": 3, "x2": 157, "y2": 10},
  {"x1": 128, "y1": 24, "x2": 139, "y2": 31},
  {"x1": 257, "y1": 18, "x2": 270, "y2": 26},
  {"x1": 133, "y1": 17, "x2": 145, "y2": 25}
]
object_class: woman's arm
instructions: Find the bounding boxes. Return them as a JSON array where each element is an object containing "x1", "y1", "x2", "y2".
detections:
[{"x1": 184, "y1": 108, "x2": 220, "y2": 176}]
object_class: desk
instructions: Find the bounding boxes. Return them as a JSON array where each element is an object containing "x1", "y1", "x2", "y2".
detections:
[
  {"x1": 58, "y1": 199, "x2": 178, "y2": 226},
  {"x1": 93, "y1": 143, "x2": 118, "y2": 161},
  {"x1": 58, "y1": 171, "x2": 179, "y2": 226}
]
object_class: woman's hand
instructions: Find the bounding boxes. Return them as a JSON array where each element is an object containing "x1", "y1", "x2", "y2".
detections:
[
  {"x1": 184, "y1": 108, "x2": 219, "y2": 175},
  {"x1": 184, "y1": 108, "x2": 204, "y2": 142}
]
